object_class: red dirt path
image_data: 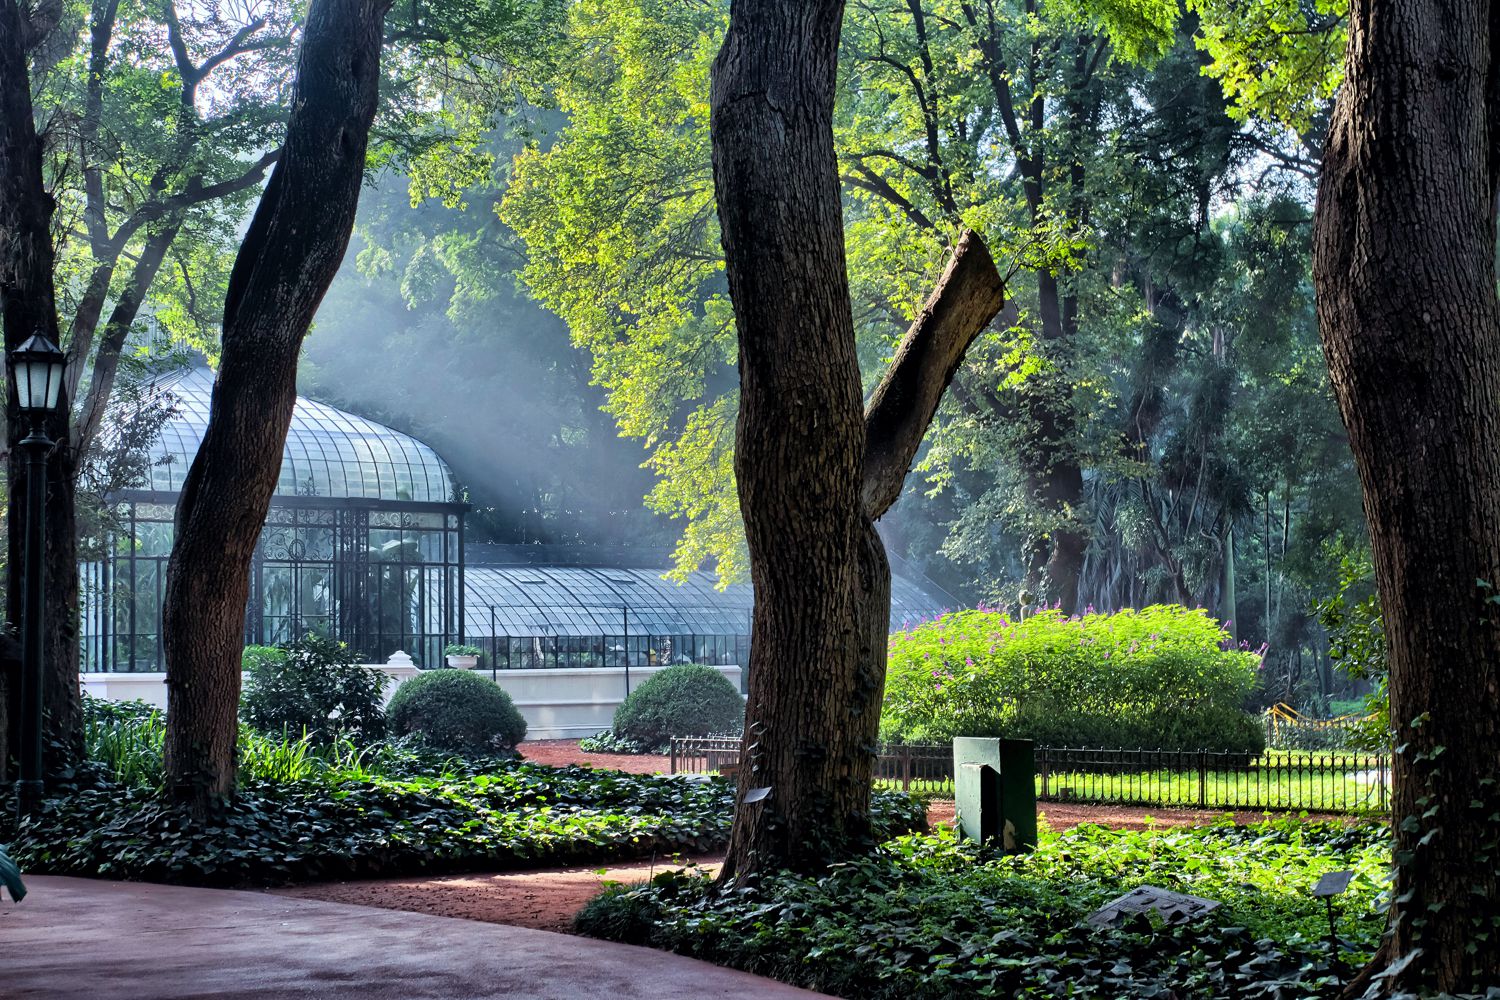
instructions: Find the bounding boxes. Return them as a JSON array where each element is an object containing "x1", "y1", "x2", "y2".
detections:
[{"x1": 275, "y1": 740, "x2": 1343, "y2": 933}]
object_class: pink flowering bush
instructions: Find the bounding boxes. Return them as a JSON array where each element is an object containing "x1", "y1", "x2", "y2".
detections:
[{"x1": 881, "y1": 605, "x2": 1264, "y2": 753}]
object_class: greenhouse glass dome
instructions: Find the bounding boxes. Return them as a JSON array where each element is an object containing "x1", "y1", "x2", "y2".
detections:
[
  {"x1": 82, "y1": 366, "x2": 465, "y2": 671},
  {"x1": 82, "y1": 366, "x2": 957, "y2": 674}
]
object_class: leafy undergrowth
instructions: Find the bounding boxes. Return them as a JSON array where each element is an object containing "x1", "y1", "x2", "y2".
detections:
[
  {"x1": 578, "y1": 729, "x2": 663, "y2": 754},
  {"x1": 578, "y1": 818, "x2": 1391, "y2": 999},
  {"x1": 0, "y1": 756, "x2": 927, "y2": 888}
]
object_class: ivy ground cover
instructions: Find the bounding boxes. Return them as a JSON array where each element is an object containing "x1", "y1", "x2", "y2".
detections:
[
  {"x1": 0, "y1": 734, "x2": 927, "y2": 887},
  {"x1": 579, "y1": 818, "x2": 1390, "y2": 999}
]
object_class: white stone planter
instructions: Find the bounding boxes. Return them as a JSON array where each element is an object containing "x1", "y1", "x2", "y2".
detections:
[{"x1": 445, "y1": 654, "x2": 480, "y2": 669}]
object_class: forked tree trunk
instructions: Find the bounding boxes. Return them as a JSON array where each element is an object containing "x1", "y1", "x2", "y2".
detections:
[
  {"x1": 160, "y1": 0, "x2": 390, "y2": 806},
  {"x1": 1313, "y1": 0, "x2": 1500, "y2": 991},
  {"x1": 711, "y1": 0, "x2": 872, "y2": 875},
  {"x1": 710, "y1": 0, "x2": 1002, "y2": 876}
]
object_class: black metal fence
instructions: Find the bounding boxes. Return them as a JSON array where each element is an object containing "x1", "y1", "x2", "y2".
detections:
[{"x1": 668, "y1": 737, "x2": 1391, "y2": 814}]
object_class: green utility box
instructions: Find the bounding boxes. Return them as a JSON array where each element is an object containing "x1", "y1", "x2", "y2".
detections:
[{"x1": 953, "y1": 737, "x2": 1037, "y2": 853}]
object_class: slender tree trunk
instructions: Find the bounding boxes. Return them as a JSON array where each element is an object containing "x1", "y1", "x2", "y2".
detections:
[
  {"x1": 1314, "y1": 0, "x2": 1500, "y2": 991},
  {"x1": 1, "y1": 0, "x2": 82, "y2": 777},
  {"x1": 710, "y1": 0, "x2": 1002, "y2": 876},
  {"x1": 161, "y1": 0, "x2": 389, "y2": 807},
  {"x1": 1222, "y1": 524, "x2": 1236, "y2": 641}
]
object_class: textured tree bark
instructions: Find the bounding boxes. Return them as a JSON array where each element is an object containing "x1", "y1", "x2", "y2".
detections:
[
  {"x1": 0, "y1": 0, "x2": 82, "y2": 776},
  {"x1": 1313, "y1": 0, "x2": 1500, "y2": 991},
  {"x1": 160, "y1": 0, "x2": 390, "y2": 807},
  {"x1": 710, "y1": 0, "x2": 1002, "y2": 877},
  {"x1": 863, "y1": 232, "x2": 1006, "y2": 515}
]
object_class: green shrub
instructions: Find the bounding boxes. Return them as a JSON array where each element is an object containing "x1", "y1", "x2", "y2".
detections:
[
  {"x1": 612, "y1": 665, "x2": 744, "y2": 750},
  {"x1": 239, "y1": 635, "x2": 388, "y2": 744},
  {"x1": 576, "y1": 819, "x2": 1388, "y2": 1000},
  {"x1": 579, "y1": 730, "x2": 657, "y2": 754},
  {"x1": 386, "y1": 670, "x2": 527, "y2": 753},
  {"x1": 83, "y1": 694, "x2": 165, "y2": 786},
  {"x1": 882, "y1": 605, "x2": 1265, "y2": 753}
]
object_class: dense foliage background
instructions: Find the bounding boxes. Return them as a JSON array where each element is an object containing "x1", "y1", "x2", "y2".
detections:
[
  {"x1": 295, "y1": 0, "x2": 1370, "y2": 714},
  {"x1": 19, "y1": 0, "x2": 1376, "y2": 715}
]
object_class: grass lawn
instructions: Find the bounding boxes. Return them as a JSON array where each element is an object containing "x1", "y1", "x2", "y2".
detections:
[
  {"x1": 1036, "y1": 757, "x2": 1389, "y2": 812},
  {"x1": 870, "y1": 750, "x2": 1390, "y2": 813}
]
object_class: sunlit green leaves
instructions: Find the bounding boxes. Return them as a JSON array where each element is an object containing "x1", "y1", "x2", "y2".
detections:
[
  {"x1": 882, "y1": 604, "x2": 1264, "y2": 750},
  {"x1": 1190, "y1": 0, "x2": 1346, "y2": 132}
]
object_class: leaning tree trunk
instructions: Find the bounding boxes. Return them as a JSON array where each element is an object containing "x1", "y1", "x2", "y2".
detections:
[
  {"x1": 160, "y1": 0, "x2": 390, "y2": 806},
  {"x1": 1313, "y1": 0, "x2": 1500, "y2": 992},
  {"x1": 710, "y1": 0, "x2": 1003, "y2": 876},
  {"x1": 0, "y1": 0, "x2": 82, "y2": 777}
]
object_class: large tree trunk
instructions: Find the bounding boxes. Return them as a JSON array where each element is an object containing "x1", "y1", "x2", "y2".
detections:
[
  {"x1": 1313, "y1": 0, "x2": 1500, "y2": 992},
  {"x1": 711, "y1": 0, "x2": 1002, "y2": 875},
  {"x1": 710, "y1": 0, "x2": 873, "y2": 876},
  {"x1": 160, "y1": 0, "x2": 389, "y2": 807},
  {"x1": 1, "y1": 0, "x2": 82, "y2": 778}
]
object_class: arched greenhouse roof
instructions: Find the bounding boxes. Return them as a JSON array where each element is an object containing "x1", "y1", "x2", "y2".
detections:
[
  {"x1": 464, "y1": 563, "x2": 954, "y2": 638},
  {"x1": 123, "y1": 366, "x2": 456, "y2": 504}
]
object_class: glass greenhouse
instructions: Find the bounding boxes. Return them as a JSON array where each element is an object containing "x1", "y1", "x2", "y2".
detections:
[
  {"x1": 82, "y1": 366, "x2": 957, "y2": 674},
  {"x1": 82, "y1": 366, "x2": 465, "y2": 671}
]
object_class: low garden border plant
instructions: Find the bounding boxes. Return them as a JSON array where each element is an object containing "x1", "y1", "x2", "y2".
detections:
[
  {"x1": 386, "y1": 668, "x2": 528, "y2": 754},
  {"x1": 603, "y1": 663, "x2": 746, "y2": 753}
]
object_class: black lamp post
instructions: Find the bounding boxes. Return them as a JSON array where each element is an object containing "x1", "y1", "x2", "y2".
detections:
[{"x1": 8, "y1": 333, "x2": 66, "y2": 815}]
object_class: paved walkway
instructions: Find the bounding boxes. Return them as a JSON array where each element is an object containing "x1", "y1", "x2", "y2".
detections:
[{"x1": 1, "y1": 876, "x2": 825, "y2": 999}]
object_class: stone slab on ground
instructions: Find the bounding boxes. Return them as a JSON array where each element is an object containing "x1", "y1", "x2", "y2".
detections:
[{"x1": 0, "y1": 876, "x2": 825, "y2": 1000}]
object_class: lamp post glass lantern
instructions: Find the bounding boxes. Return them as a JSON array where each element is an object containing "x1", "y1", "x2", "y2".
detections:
[
  {"x1": 12, "y1": 334, "x2": 67, "y2": 418},
  {"x1": 8, "y1": 332, "x2": 66, "y2": 815}
]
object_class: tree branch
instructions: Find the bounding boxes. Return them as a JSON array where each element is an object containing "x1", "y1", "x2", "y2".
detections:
[
  {"x1": 73, "y1": 222, "x2": 181, "y2": 456},
  {"x1": 161, "y1": 0, "x2": 197, "y2": 86},
  {"x1": 842, "y1": 166, "x2": 938, "y2": 232},
  {"x1": 18, "y1": 0, "x2": 65, "y2": 50},
  {"x1": 862, "y1": 229, "x2": 1006, "y2": 518},
  {"x1": 145, "y1": 149, "x2": 281, "y2": 218},
  {"x1": 197, "y1": 18, "x2": 271, "y2": 81}
]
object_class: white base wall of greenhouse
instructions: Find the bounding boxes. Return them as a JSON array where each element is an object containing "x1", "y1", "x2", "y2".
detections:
[{"x1": 79, "y1": 661, "x2": 741, "y2": 742}]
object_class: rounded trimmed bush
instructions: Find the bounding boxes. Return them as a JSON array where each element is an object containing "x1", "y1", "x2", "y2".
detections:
[
  {"x1": 386, "y1": 670, "x2": 527, "y2": 753},
  {"x1": 613, "y1": 664, "x2": 745, "y2": 749}
]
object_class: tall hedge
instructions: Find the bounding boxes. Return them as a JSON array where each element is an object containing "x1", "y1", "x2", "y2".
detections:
[{"x1": 881, "y1": 605, "x2": 1265, "y2": 753}]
